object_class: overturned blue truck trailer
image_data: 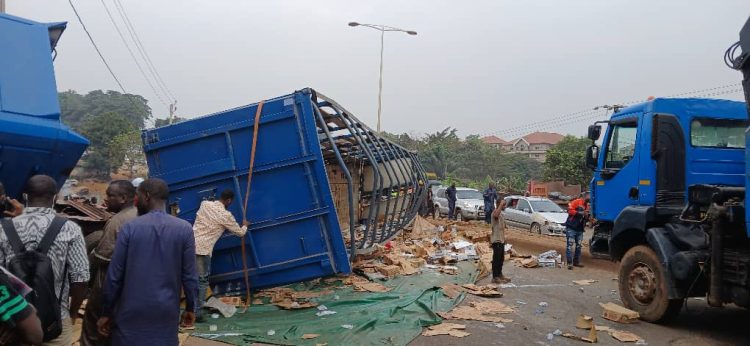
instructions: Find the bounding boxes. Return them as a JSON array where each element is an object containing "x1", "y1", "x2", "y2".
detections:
[
  {"x1": 0, "y1": 13, "x2": 88, "y2": 199},
  {"x1": 143, "y1": 89, "x2": 428, "y2": 293}
]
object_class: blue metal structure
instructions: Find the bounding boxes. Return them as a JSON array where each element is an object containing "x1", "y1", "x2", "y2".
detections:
[
  {"x1": 143, "y1": 88, "x2": 427, "y2": 293},
  {"x1": 0, "y1": 13, "x2": 88, "y2": 198}
]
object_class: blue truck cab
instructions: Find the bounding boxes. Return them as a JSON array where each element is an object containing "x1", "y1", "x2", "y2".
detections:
[{"x1": 585, "y1": 97, "x2": 750, "y2": 322}]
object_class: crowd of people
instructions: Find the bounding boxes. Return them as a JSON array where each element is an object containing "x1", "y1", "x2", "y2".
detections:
[{"x1": 0, "y1": 175, "x2": 248, "y2": 345}]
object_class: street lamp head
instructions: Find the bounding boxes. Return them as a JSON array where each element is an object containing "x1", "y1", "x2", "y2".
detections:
[
  {"x1": 348, "y1": 22, "x2": 360, "y2": 27},
  {"x1": 406, "y1": 30, "x2": 418, "y2": 35}
]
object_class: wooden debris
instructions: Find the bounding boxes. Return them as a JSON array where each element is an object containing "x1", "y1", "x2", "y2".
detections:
[
  {"x1": 461, "y1": 284, "x2": 503, "y2": 297},
  {"x1": 576, "y1": 314, "x2": 594, "y2": 329},
  {"x1": 599, "y1": 302, "x2": 639, "y2": 323},
  {"x1": 610, "y1": 330, "x2": 641, "y2": 342},
  {"x1": 469, "y1": 300, "x2": 514, "y2": 314},
  {"x1": 302, "y1": 334, "x2": 321, "y2": 340},
  {"x1": 422, "y1": 323, "x2": 470, "y2": 337},
  {"x1": 573, "y1": 280, "x2": 598, "y2": 286},
  {"x1": 438, "y1": 306, "x2": 513, "y2": 323}
]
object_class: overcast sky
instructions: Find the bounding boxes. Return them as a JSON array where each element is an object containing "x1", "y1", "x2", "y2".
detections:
[{"x1": 9, "y1": 0, "x2": 749, "y2": 139}]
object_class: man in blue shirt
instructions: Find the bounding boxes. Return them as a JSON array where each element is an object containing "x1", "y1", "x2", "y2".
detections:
[
  {"x1": 483, "y1": 182, "x2": 498, "y2": 224},
  {"x1": 98, "y1": 178, "x2": 198, "y2": 345},
  {"x1": 445, "y1": 184, "x2": 457, "y2": 220}
]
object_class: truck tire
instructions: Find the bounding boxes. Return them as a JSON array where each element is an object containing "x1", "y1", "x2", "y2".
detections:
[{"x1": 618, "y1": 245, "x2": 683, "y2": 323}]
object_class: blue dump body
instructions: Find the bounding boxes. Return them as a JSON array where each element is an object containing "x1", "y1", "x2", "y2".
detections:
[
  {"x1": 591, "y1": 98, "x2": 746, "y2": 226},
  {"x1": 143, "y1": 89, "x2": 427, "y2": 292},
  {"x1": 0, "y1": 13, "x2": 88, "y2": 197}
]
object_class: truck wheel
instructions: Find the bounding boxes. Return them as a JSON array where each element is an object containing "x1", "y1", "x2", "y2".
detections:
[
  {"x1": 531, "y1": 223, "x2": 541, "y2": 234},
  {"x1": 618, "y1": 245, "x2": 683, "y2": 323}
]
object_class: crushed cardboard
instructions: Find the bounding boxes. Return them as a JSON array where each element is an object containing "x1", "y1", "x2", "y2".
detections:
[
  {"x1": 575, "y1": 314, "x2": 594, "y2": 329},
  {"x1": 573, "y1": 280, "x2": 598, "y2": 286},
  {"x1": 599, "y1": 302, "x2": 639, "y2": 323},
  {"x1": 421, "y1": 323, "x2": 470, "y2": 337},
  {"x1": 275, "y1": 299, "x2": 318, "y2": 310},
  {"x1": 469, "y1": 300, "x2": 514, "y2": 314},
  {"x1": 610, "y1": 330, "x2": 641, "y2": 342},
  {"x1": 461, "y1": 284, "x2": 503, "y2": 297},
  {"x1": 440, "y1": 283, "x2": 463, "y2": 299},
  {"x1": 302, "y1": 334, "x2": 321, "y2": 340},
  {"x1": 561, "y1": 329, "x2": 597, "y2": 343},
  {"x1": 438, "y1": 306, "x2": 513, "y2": 323}
]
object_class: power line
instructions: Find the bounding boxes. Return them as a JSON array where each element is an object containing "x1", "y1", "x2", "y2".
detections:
[
  {"x1": 67, "y1": 0, "x2": 129, "y2": 95},
  {"x1": 111, "y1": 0, "x2": 176, "y2": 103},
  {"x1": 99, "y1": 0, "x2": 168, "y2": 107},
  {"x1": 480, "y1": 83, "x2": 744, "y2": 140}
]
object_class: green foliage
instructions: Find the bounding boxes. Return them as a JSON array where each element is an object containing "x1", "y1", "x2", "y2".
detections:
[
  {"x1": 59, "y1": 90, "x2": 152, "y2": 131},
  {"x1": 383, "y1": 127, "x2": 542, "y2": 192},
  {"x1": 110, "y1": 130, "x2": 146, "y2": 176},
  {"x1": 80, "y1": 112, "x2": 135, "y2": 177},
  {"x1": 542, "y1": 135, "x2": 593, "y2": 187}
]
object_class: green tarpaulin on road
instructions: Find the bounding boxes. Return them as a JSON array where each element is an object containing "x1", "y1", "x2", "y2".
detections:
[{"x1": 192, "y1": 262, "x2": 478, "y2": 345}]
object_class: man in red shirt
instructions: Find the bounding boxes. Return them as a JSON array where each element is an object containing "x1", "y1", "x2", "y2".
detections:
[{"x1": 565, "y1": 192, "x2": 590, "y2": 269}]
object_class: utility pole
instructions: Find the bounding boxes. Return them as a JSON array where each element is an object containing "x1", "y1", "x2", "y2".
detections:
[
  {"x1": 1, "y1": 0, "x2": 6, "y2": 13},
  {"x1": 168, "y1": 101, "x2": 177, "y2": 125}
]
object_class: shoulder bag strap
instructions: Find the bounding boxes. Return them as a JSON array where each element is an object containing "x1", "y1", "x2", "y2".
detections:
[
  {"x1": 37, "y1": 216, "x2": 67, "y2": 255},
  {"x1": 1, "y1": 219, "x2": 25, "y2": 254}
]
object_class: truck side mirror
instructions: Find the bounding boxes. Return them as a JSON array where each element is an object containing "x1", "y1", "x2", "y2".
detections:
[
  {"x1": 585, "y1": 145, "x2": 599, "y2": 170},
  {"x1": 587, "y1": 125, "x2": 602, "y2": 141}
]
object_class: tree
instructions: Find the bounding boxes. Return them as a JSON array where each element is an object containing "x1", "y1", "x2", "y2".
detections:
[
  {"x1": 110, "y1": 130, "x2": 147, "y2": 177},
  {"x1": 154, "y1": 116, "x2": 187, "y2": 128},
  {"x1": 80, "y1": 112, "x2": 135, "y2": 177},
  {"x1": 542, "y1": 135, "x2": 593, "y2": 187},
  {"x1": 59, "y1": 90, "x2": 152, "y2": 131}
]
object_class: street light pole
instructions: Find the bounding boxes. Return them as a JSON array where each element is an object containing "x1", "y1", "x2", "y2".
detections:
[{"x1": 349, "y1": 22, "x2": 417, "y2": 133}]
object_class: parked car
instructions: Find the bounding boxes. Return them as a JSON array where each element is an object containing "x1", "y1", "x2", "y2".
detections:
[
  {"x1": 502, "y1": 196, "x2": 567, "y2": 235},
  {"x1": 434, "y1": 187, "x2": 485, "y2": 221}
]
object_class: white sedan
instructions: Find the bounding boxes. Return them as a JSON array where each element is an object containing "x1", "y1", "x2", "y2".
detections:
[{"x1": 502, "y1": 196, "x2": 568, "y2": 235}]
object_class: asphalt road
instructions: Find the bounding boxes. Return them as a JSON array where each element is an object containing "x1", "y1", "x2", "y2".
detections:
[{"x1": 410, "y1": 225, "x2": 750, "y2": 346}]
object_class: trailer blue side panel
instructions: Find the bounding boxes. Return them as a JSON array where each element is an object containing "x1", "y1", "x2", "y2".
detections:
[
  {"x1": 0, "y1": 13, "x2": 88, "y2": 198},
  {"x1": 143, "y1": 90, "x2": 351, "y2": 293}
]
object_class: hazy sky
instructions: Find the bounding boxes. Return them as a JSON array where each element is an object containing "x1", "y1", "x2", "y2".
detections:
[{"x1": 8, "y1": 1, "x2": 749, "y2": 139}]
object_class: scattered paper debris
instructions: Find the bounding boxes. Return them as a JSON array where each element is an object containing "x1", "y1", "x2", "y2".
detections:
[
  {"x1": 204, "y1": 297, "x2": 238, "y2": 318},
  {"x1": 275, "y1": 299, "x2": 318, "y2": 310},
  {"x1": 495, "y1": 323, "x2": 506, "y2": 329},
  {"x1": 422, "y1": 323, "x2": 470, "y2": 337},
  {"x1": 341, "y1": 324, "x2": 354, "y2": 330},
  {"x1": 521, "y1": 257, "x2": 539, "y2": 268},
  {"x1": 611, "y1": 330, "x2": 642, "y2": 342},
  {"x1": 440, "y1": 283, "x2": 463, "y2": 299},
  {"x1": 561, "y1": 331, "x2": 596, "y2": 343},
  {"x1": 267, "y1": 330, "x2": 276, "y2": 336},
  {"x1": 599, "y1": 302, "x2": 640, "y2": 323},
  {"x1": 302, "y1": 334, "x2": 320, "y2": 340},
  {"x1": 573, "y1": 280, "x2": 598, "y2": 286},
  {"x1": 316, "y1": 310, "x2": 337, "y2": 317}
]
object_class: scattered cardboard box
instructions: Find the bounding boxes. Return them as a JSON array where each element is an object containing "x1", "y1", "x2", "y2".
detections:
[
  {"x1": 219, "y1": 296, "x2": 243, "y2": 306},
  {"x1": 440, "y1": 283, "x2": 463, "y2": 299},
  {"x1": 302, "y1": 334, "x2": 320, "y2": 340},
  {"x1": 610, "y1": 330, "x2": 641, "y2": 342},
  {"x1": 470, "y1": 300, "x2": 514, "y2": 314},
  {"x1": 275, "y1": 299, "x2": 317, "y2": 310},
  {"x1": 576, "y1": 314, "x2": 594, "y2": 329},
  {"x1": 377, "y1": 265, "x2": 401, "y2": 277},
  {"x1": 521, "y1": 257, "x2": 539, "y2": 268},
  {"x1": 438, "y1": 306, "x2": 513, "y2": 323},
  {"x1": 573, "y1": 280, "x2": 598, "y2": 286},
  {"x1": 421, "y1": 323, "x2": 470, "y2": 337},
  {"x1": 599, "y1": 302, "x2": 639, "y2": 323},
  {"x1": 461, "y1": 284, "x2": 503, "y2": 297}
]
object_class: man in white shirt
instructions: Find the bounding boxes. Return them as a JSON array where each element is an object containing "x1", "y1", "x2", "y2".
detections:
[{"x1": 190, "y1": 189, "x2": 248, "y2": 324}]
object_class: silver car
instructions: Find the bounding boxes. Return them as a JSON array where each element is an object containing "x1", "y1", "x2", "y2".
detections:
[
  {"x1": 502, "y1": 196, "x2": 568, "y2": 235},
  {"x1": 434, "y1": 187, "x2": 485, "y2": 221}
]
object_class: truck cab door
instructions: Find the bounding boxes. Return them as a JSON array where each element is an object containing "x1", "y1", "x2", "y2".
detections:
[{"x1": 593, "y1": 118, "x2": 641, "y2": 222}]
